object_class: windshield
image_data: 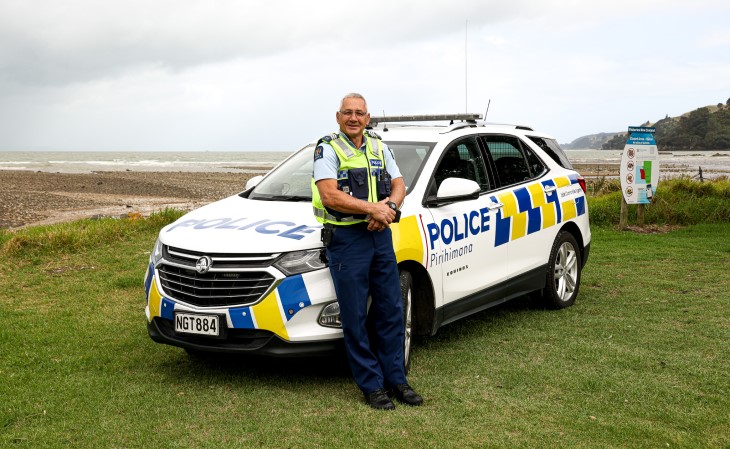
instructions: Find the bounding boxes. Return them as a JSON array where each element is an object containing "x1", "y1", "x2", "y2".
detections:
[{"x1": 248, "y1": 141, "x2": 435, "y2": 200}]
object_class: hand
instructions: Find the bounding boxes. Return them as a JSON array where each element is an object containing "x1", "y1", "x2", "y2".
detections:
[
  {"x1": 367, "y1": 216, "x2": 388, "y2": 232},
  {"x1": 367, "y1": 198, "x2": 396, "y2": 231}
]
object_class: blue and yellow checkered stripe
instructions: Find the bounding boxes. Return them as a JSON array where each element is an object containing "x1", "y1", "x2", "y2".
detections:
[
  {"x1": 493, "y1": 175, "x2": 586, "y2": 247},
  {"x1": 146, "y1": 265, "x2": 313, "y2": 341}
]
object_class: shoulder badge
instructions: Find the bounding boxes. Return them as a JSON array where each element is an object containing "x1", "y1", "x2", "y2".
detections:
[
  {"x1": 317, "y1": 133, "x2": 339, "y2": 146},
  {"x1": 365, "y1": 130, "x2": 382, "y2": 140},
  {"x1": 321, "y1": 133, "x2": 339, "y2": 143}
]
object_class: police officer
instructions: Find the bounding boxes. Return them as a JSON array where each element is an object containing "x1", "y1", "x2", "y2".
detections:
[{"x1": 312, "y1": 93, "x2": 423, "y2": 410}]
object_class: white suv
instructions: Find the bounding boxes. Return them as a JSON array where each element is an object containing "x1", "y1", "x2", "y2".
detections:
[{"x1": 144, "y1": 114, "x2": 591, "y2": 370}]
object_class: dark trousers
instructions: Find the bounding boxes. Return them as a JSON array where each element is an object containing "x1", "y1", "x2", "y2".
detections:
[{"x1": 326, "y1": 224, "x2": 408, "y2": 394}]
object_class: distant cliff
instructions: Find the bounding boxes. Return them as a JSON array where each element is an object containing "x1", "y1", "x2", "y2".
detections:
[
  {"x1": 601, "y1": 99, "x2": 730, "y2": 151},
  {"x1": 562, "y1": 132, "x2": 623, "y2": 149}
]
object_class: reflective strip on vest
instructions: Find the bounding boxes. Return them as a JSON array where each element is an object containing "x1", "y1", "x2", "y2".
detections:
[
  {"x1": 329, "y1": 137, "x2": 356, "y2": 159},
  {"x1": 312, "y1": 207, "x2": 360, "y2": 222},
  {"x1": 365, "y1": 136, "x2": 380, "y2": 157}
]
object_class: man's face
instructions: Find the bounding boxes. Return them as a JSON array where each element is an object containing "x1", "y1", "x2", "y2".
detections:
[{"x1": 336, "y1": 97, "x2": 370, "y2": 142}]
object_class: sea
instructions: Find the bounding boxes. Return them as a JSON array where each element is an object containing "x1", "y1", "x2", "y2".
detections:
[
  {"x1": 0, "y1": 151, "x2": 293, "y2": 174},
  {"x1": 0, "y1": 149, "x2": 728, "y2": 178}
]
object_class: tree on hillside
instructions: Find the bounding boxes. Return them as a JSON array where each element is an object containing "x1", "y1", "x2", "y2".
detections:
[
  {"x1": 705, "y1": 107, "x2": 730, "y2": 149},
  {"x1": 668, "y1": 107, "x2": 711, "y2": 149},
  {"x1": 601, "y1": 100, "x2": 730, "y2": 150}
]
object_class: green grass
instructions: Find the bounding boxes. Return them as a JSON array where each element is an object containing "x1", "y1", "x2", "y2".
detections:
[{"x1": 1, "y1": 203, "x2": 729, "y2": 447}]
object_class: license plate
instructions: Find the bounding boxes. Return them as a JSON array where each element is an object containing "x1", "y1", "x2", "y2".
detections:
[{"x1": 174, "y1": 312, "x2": 220, "y2": 337}]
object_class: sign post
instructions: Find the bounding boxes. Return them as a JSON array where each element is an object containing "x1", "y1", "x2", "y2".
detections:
[{"x1": 619, "y1": 126, "x2": 659, "y2": 227}]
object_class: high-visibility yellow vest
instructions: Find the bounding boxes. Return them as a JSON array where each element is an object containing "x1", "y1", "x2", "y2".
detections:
[{"x1": 312, "y1": 131, "x2": 385, "y2": 226}]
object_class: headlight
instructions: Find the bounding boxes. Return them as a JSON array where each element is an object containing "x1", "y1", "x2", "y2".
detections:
[
  {"x1": 151, "y1": 238, "x2": 164, "y2": 265},
  {"x1": 273, "y1": 249, "x2": 326, "y2": 276},
  {"x1": 318, "y1": 301, "x2": 342, "y2": 328}
]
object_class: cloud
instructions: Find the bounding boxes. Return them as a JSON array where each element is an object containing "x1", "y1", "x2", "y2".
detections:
[
  {"x1": 1, "y1": 0, "x2": 729, "y2": 149},
  {"x1": 0, "y1": 0, "x2": 521, "y2": 87},
  {"x1": 698, "y1": 30, "x2": 730, "y2": 48},
  {"x1": 9, "y1": 0, "x2": 685, "y2": 86}
]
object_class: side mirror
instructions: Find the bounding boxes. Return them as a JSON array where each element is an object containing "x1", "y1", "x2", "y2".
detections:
[
  {"x1": 245, "y1": 175, "x2": 264, "y2": 191},
  {"x1": 427, "y1": 178, "x2": 480, "y2": 206}
]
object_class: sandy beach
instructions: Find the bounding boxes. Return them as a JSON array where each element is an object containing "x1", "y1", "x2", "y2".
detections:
[{"x1": 1, "y1": 170, "x2": 257, "y2": 229}]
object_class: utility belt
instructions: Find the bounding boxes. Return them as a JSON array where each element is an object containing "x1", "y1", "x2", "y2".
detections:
[{"x1": 320, "y1": 221, "x2": 369, "y2": 245}]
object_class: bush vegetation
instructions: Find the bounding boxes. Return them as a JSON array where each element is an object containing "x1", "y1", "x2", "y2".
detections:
[
  {"x1": 586, "y1": 176, "x2": 730, "y2": 227},
  {"x1": 602, "y1": 98, "x2": 730, "y2": 150}
]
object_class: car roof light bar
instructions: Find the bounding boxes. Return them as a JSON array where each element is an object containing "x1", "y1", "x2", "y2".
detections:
[{"x1": 369, "y1": 113, "x2": 483, "y2": 126}]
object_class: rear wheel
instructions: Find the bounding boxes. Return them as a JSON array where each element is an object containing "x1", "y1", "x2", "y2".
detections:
[
  {"x1": 399, "y1": 270, "x2": 414, "y2": 374},
  {"x1": 542, "y1": 231, "x2": 582, "y2": 309}
]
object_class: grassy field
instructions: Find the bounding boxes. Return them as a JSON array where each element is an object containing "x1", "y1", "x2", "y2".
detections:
[{"x1": 1, "y1": 188, "x2": 729, "y2": 448}]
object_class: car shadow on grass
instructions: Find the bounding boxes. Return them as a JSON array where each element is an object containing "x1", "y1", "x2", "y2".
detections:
[
  {"x1": 415, "y1": 293, "x2": 547, "y2": 348},
  {"x1": 146, "y1": 294, "x2": 547, "y2": 387}
]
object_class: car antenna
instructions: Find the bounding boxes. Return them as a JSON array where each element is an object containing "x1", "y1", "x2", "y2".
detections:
[
  {"x1": 484, "y1": 99, "x2": 491, "y2": 119},
  {"x1": 382, "y1": 110, "x2": 388, "y2": 132},
  {"x1": 465, "y1": 19, "x2": 468, "y2": 113}
]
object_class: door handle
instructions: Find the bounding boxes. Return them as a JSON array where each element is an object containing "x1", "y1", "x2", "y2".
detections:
[
  {"x1": 543, "y1": 185, "x2": 557, "y2": 194},
  {"x1": 487, "y1": 201, "x2": 503, "y2": 210}
]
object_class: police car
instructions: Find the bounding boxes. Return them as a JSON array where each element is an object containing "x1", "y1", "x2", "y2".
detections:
[{"x1": 144, "y1": 114, "x2": 591, "y2": 370}]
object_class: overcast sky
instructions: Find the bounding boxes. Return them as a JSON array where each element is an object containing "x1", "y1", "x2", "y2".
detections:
[{"x1": 1, "y1": 0, "x2": 729, "y2": 151}]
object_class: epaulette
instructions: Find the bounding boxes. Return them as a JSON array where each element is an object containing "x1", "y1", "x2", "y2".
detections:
[
  {"x1": 317, "y1": 133, "x2": 339, "y2": 145},
  {"x1": 365, "y1": 130, "x2": 382, "y2": 140}
]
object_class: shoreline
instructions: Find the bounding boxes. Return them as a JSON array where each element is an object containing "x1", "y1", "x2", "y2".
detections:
[{"x1": 2, "y1": 162, "x2": 728, "y2": 230}]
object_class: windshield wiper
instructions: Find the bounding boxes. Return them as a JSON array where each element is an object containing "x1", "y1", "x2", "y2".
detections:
[{"x1": 255, "y1": 195, "x2": 311, "y2": 202}]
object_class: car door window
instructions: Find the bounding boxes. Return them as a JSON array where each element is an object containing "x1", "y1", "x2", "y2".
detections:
[
  {"x1": 432, "y1": 137, "x2": 491, "y2": 194},
  {"x1": 482, "y1": 135, "x2": 539, "y2": 187}
]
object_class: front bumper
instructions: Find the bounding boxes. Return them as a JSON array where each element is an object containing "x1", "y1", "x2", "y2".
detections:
[
  {"x1": 145, "y1": 258, "x2": 344, "y2": 356},
  {"x1": 147, "y1": 317, "x2": 343, "y2": 357}
]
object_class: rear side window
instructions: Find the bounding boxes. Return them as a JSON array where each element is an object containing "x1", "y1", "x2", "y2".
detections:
[
  {"x1": 528, "y1": 136, "x2": 574, "y2": 169},
  {"x1": 482, "y1": 135, "x2": 538, "y2": 187}
]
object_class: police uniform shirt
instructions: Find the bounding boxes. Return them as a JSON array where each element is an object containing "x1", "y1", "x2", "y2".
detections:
[{"x1": 313, "y1": 133, "x2": 402, "y2": 183}]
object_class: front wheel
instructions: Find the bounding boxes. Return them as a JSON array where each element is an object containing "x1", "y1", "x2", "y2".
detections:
[
  {"x1": 541, "y1": 231, "x2": 582, "y2": 309},
  {"x1": 399, "y1": 270, "x2": 414, "y2": 374}
]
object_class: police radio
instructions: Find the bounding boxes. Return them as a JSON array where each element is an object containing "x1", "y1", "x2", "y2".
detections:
[
  {"x1": 377, "y1": 169, "x2": 400, "y2": 222},
  {"x1": 377, "y1": 169, "x2": 392, "y2": 201}
]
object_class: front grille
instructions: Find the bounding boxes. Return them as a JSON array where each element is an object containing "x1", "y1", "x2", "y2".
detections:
[
  {"x1": 165, "y1": 246, "x2": 280, "y2": 269},
  {"x1": 157, "y1": 246, "x2": 279, "y2": 307}
]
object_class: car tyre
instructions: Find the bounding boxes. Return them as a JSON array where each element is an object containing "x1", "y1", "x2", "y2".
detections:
[
  {"x1": 399, "y1": 270, "x2": 414, "y2": 374},
  {"x1": 541, "y1": 231, "x2": 582, "y2": 309}
]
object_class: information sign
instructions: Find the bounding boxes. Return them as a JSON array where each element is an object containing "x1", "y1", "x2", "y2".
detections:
[{"x1": 620, "y1": 126, "x2": 659, "y2": 204}]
